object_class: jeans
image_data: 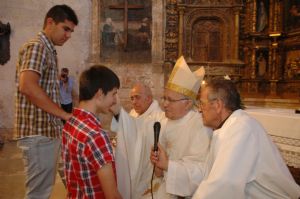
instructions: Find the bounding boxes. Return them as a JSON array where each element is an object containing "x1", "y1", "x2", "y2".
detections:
[{"x1": 18, "y1": 136, "x2": 61, "y2": 199}]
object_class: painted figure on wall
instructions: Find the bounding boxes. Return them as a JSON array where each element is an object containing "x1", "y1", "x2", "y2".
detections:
[
  {"x1": 127, "y1": 17, "x2": 151, "y2": 50},
  {"x1": 137, "y1": 17, "x2": 151, "y2": 48},
  {"x1": 100, "y1": 0, "x2": 152, "y2": 63},
  {"x1": 102, "y1": 18, "x2": 116, "y2": 47}
]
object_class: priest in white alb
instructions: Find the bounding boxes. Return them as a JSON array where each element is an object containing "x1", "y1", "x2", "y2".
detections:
[
  {"x1": 110, "y1": 82, "x2": 165, "y2": 199},
  {"x1": 153, "y1": 79, "x2": 300, "y2": 199}
]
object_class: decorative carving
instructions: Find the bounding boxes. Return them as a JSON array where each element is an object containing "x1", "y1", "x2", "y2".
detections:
[
  {"x1": 162, "y1": 0, "x2": 300, "y2": 99},
  {"x1": 0, "y1": 21, "x2": 11, "y2": 65},
  {"x1": 165, "y1": 1, "x2": 178, "y2": 61},
  {"x1": 185, "y1": 0, "x2": 232, "y2": 4},
  {"x1": 286, "y1": 58, "x2": 300, "y2": 80}
]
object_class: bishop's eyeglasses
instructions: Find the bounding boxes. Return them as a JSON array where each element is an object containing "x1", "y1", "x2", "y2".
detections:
[{"x1": 161, "y1": 96, "x2": 189, "y2": 104}]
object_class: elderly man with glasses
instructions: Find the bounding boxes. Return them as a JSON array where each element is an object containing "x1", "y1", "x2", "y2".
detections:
[
  {"x1": 192, "y1": 79, "x2": 300, "y2": 199},
  {"x1": 143, "y1": 57, "x2": 212, "y2": 199}
]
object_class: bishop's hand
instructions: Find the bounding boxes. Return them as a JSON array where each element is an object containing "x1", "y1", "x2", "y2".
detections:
[{"x1": 150, "y1": 144, "x2": 169, "y2": 171}]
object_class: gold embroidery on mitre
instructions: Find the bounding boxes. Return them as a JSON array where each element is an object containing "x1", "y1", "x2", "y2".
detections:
[
  {"x1": 165, "y1": 82, "x2": 197, "y2": 100},
  {"x1": 166, "y1": 56, "x2": 202, "y2": 100}
]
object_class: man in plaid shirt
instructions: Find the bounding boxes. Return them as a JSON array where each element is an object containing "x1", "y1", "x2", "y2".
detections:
[
  {"x1": 62, "y1": 65, "x2": 122, "y2": 199},
  {"x1": 15, "y1": 5, "x2": 78, "y2": 199}
]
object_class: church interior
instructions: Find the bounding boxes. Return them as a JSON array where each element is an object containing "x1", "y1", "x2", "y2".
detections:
[{"x1": 0, "y1": 0, "x2": 299, "y2": 198}]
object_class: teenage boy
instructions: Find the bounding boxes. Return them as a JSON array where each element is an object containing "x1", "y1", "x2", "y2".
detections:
[{"x1": 62, "y1": 65, "x2": 122, "y2": 199}]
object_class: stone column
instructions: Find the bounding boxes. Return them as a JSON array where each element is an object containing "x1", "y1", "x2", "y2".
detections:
[
  {"x1": 89, "y1": 0, "x2": 101, "y2": 64},
  {"x1": 152, "y1": 0, "x2": 164, "y2": 63}
]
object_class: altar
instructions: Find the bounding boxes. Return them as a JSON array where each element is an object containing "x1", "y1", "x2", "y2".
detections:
[{"x1": 246, "y1": 107, "x2": 300, "y2": 170}]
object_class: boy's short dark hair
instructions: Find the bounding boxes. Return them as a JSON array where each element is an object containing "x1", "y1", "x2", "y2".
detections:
[
  {"x1": 79, "y1": 65, "x2": 120, "y2": 101},
  {"x1": 44, "y1": 4, "x2": 79, "y2": 28}
]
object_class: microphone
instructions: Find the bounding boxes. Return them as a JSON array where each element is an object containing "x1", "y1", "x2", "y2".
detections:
[
  {"x1": 151, "y1": 121, "x2": 161, "y2": 199},
  {"x1": 153, "y1": 122, "x2": 161, "y2": 152}
]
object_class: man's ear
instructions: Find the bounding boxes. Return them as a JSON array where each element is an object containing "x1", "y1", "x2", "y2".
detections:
[
  {"x1": 146, "y1": 95, "x2": 152, "y2": 102},
  {"x1": 46, "y1": 17, "x2": 55, "y2": 26},
  {"x1": 185, "y1": 99, "x2": 194, "y2": 111},
  {"x1": 94, "y1": 89, "x2": 104, "y2": 101},
  {"x1": 214, "y1": 98, "x2": 223, "y2": 113}
]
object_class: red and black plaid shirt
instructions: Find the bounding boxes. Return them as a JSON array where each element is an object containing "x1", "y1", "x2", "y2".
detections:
[{"x1": 62, "y1": 108, "x2": 116, "y2": 199}]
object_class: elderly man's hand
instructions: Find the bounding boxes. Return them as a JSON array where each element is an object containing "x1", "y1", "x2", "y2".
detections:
[{"x1": 150, "y1": 144, "x2": 169, "y2": 171}]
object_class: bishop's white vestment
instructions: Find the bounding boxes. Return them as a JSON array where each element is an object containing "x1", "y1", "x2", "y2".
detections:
[
  {"x1": 192, "y1": 109, "x2": 300, "y2": 199},
  {"x1": 143, "y1": 110, "x2": 212, "y2": 199}
]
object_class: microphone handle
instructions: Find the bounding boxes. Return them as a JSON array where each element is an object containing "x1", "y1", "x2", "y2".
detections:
[{"x1": 154, "y1": 142, "x2": 158, "y2": 151}]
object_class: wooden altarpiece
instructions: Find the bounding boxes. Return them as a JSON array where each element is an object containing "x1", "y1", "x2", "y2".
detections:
[
  {"x1": 241, "y1": 0, "x2": 300, "y2": 99},
  {"x1": 164, "y1": 0, "x2": 244, "y2": 83},
  {"x1": 164, "y1": 0, "x2": 300, "y2": 102}
]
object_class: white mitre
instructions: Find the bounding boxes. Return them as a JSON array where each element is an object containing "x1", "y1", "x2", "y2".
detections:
[{"x1": 166, "y1": 56, "x2": 205, "y2": 100}]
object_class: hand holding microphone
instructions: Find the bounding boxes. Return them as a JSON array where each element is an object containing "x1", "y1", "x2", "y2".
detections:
[
  {"x1": 150, "y1": 122, "x2": 163, "y2": 197},
  {"x1": 151, "y1": 122, "x2": 161, "y2": 165},
  {"x1": 153, "y1": 122, "x2": 161, "y2": 152},
  {"x1": 150, "y1": 122, "x2": 169, "y2": 171}
]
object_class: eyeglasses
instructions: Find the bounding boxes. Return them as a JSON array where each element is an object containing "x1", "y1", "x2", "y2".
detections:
[
  {"x1": 198, "y1": 98, "x2": 217, "y2": 107},
  {"x1": 161, "y1": 97, "x2": 189, "y2": 103}
]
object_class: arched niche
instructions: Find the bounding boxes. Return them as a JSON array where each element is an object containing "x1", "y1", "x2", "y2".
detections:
[{"x1": 184, "y1": 8, "x2": 232, "y2": 63}]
